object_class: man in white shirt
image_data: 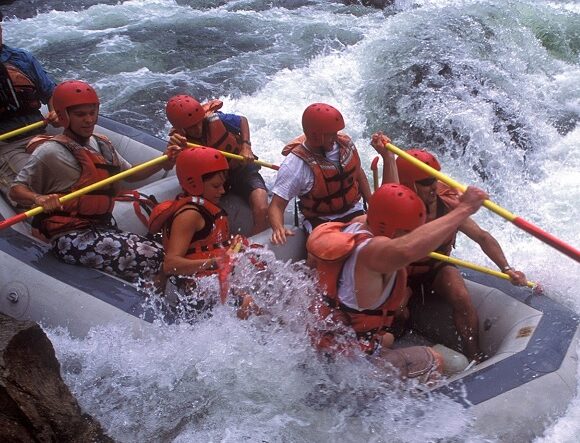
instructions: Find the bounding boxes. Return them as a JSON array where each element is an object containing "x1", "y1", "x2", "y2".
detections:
[{"x1": 269, "y1": 103, "x2": 375, "y2": 245}]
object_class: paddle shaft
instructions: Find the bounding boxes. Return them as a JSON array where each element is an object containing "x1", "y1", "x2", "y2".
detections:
[
  {"x1": 186, "y1": 142, "x2": 279, "y2": 170},
  {"x1": 386, "y1": 143, "x2": 580, "y2": 263},
  {"x1": 429, "y1": 252, "x2": 536, "y2": 288},
  {"x1": 0, "y1": 154, "x2": 169, "y2": 231},
  {"x1": 0, "y1": 120, "x2": 47, "y2": 142}
]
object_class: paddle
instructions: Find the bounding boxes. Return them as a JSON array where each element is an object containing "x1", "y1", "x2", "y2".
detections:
[
  {"x1": 186, "y1": 142, "x2": 279, "y2": 170},
  {"x1": 429, "y1": 251, "x2": 538, "y2": 289},
  {"x1": 385, "y1": 142, "x2": 580, "y2": 263},
  {"x1": 370, "y1": 156, "x2": 380, "y2": 192},
  {"x1": 0, "y1": 119, "x2": 47, "y2": 142},
  {"x1": 0, "y1": 154, "x2": 170, "y2": 231}
]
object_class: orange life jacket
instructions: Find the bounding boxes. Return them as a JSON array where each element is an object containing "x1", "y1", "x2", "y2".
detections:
[
  {"x1": 0, "y1": 63, "x2": 41, "y2": 116},
  {"x1": 306, "y1": 221, "x2": 409, "y2": 353},
  {"x1": 187, "y1": 100, "x2": 243, "y2": 161},
  {"x1": 29, "y1": 134, "x2": 121, "y2": 238},
  {"x1": 148, "y1": 195, "x2": 231, "y2": 272},
  {"x1": 407, "y1": 182, "x2": 460, "y2": 277},
  {"x1": 282, "y1": 134, "x2": 361, "y2": 220}
]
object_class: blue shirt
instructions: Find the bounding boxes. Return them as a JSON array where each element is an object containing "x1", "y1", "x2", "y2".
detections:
[
  {"x1": 0, "y1": 45, "x2": 57, "y2": 133},
  {"x1": 216, "y1": 111, "x2": 242, "y2": 134},
  {"x1": 1, "y1": 44, "x2": 56, "y2": 103}
]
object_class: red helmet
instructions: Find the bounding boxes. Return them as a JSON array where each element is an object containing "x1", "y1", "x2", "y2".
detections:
[
  {"x1": 396, "y1": 148, "x2": 441, "y2": 188},
  {"x1": 52, "y1": 80, "x2": 100, "y2": 128},
  {"x1": 302, "y1": 103, "x2": 345, "y2": 142},
  {"x1": 366, "y1": 184, "x2": 426, "y2": 237},
  {"x1": 176, "y1": 147, "x2": 228, "y2": 196},
  {"x1": 166, "y1": 95, "x2": 205, "y2": 129}
]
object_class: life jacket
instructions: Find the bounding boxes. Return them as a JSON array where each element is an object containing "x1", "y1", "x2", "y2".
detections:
[
  {"x1": 306, "y1": 221, "x2": 409, "y2": 354},
  {"x1": 114, "y1": 190, "x2": 159, "y2": 228},
  {"x1": 407, "y1": 182, "x2": 460, "y2": 277},
  {"x1": 190, "y1": 100, "x2": 243, "y2": 161},
  {"x1": 148, "y1": 195, "x2": 232, "y2": 274},
  {"x1": 0, "y1": 62, "x2": 41, "y2": 117},
  {"x1": 29, "y1": 134, "x2": 121, "y2": 238},
  {"x1": 282, "y1": 134, "x2": 361, "y2": 220}
]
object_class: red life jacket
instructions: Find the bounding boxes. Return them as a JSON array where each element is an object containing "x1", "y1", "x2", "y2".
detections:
[
  {"x1": 407, "y1": 182, "x2": 460, "y2": 277},
  {"x1": 306, "y1": 221, "x2": 409, "y2": 353},
  {"x1": 148, "y1": 196, "x2": 231, "y2": 273},
  {"x1": 29, "y1": 134, "x2": 121, "y2": 238},
  {"x1": 187, "y1": 101, "x2": 243, "y2": 159},
  {"x1": 0, "y1": 63, "x2": 41, "y2": 117},
  {"x1": 282, "y1": 134, "x2": 361, "y2": 219}
]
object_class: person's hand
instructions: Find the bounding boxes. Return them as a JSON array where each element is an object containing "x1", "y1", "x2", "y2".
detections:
[
  {"x1": 34, "y1": 194, "x2": 62, "y2": 213},
  {"x1": 162, "y1": 144, "x2": 182, "y2": 171},
  {"x1": 370, "y1": 131, "x2": 392, "y2": 157},
  {"x1": 168, "y1": 129, "x2": 188, "y2": 148},
  {"x1": 270, "y1": 226, "x2": 295, "y2": 245},
  {"x1": 45, "y1": 110, "x2": 61, "y2": 128},
  {"x1": 239, "y1": 143, "x2": 254, "y2": 163},
  {"x1": 458, "y1": 186, "x2": 488, "y2": 215},
  {"x1": 505, "y1": 268, "x2": 528, "y2": 286}
]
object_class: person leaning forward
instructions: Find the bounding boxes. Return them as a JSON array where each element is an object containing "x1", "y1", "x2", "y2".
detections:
[
  {"x1": 165, "y1": 95, "x2": 269, "y2": 235},
  {"x1": 396, "y1": 148, "x2": 527, "y2": 362},
  {"x1": 268, "y1": 103, "x2": 373, "y2": 245},
  {"x1": 9, "y1": 80, "x2": 180, "y2": 286},
  {"x1": 307, "y1": 183, "x2": 489, "y2": 382},
  {"x1": 0, "y1": 11, "x2": 59, "y2": 203}
]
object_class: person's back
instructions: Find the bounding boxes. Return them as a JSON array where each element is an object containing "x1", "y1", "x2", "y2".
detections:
[
  {"x1": 0, "y1": 12, "x2": 58, "y2": 202},
  {"x1": 307, "y1": 183, "x2": 489, "y2": 381},
  {"x1": 396, "y1": 148, "x2": 528, "y2": 361},
  {"x1": 165, "y1": 95, "x2": 269, "y2": 235},
  {"x1": 9, "y1": 80, "x2": 179, "y2": 289},
  {"x1": 269, "y1": 103, "x2": 374, "y2": 245}
]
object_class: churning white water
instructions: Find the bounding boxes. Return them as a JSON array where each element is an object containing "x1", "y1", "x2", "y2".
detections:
[{"x1": 4, "y1": 0, "x2": 579, "y2": 440}]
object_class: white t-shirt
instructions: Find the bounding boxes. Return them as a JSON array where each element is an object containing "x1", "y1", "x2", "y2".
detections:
[
  {"x1": 272, "y1": 142, "x2": 364, "y2": 231},
  {"x1": 337, "y1": 222, "x2": 396, "y2": 311},
  {"x1": 14, "y1": 136, "x2": 131, "y2": 195}
]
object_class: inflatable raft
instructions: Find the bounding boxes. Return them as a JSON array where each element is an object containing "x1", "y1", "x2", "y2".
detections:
[{"x1": 0, "y1": 116, "x2": 577, "y2": 440}]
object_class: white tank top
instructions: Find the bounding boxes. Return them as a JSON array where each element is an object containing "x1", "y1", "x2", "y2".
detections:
[{"x1": 337, "y1": 223, "x2": 396, "y2": 311}]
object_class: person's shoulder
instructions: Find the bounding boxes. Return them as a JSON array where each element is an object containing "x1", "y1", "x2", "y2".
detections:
[{"x1": 2, "y1": 45, "x2": 34, "y2": 60}]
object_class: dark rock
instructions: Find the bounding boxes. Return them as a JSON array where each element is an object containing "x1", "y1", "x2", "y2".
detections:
[{"x1": 0, "y1": 313, "x2": 114, "y2": 443}]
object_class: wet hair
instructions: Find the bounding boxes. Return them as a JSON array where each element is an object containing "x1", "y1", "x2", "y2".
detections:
[{"x1": 0, "y1": 11, "x2": 3, "y2": 22}]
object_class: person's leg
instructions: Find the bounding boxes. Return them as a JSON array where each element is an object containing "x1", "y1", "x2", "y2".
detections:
[
  {"x1": 376, "y1": 345, "x2": 443, "y2": 384},
  {"x1": 248, "y1": 187, "x2": 269, "y2": 234},
  {"x1": 431, "y1": 265, "x2": 483, "y2": 362},
  {"x1": 228, "y1": 163, "x2": 269, "y2": 235},
  {"x1": 51, "y1": 228, "x2": 164, "y2": 286}
]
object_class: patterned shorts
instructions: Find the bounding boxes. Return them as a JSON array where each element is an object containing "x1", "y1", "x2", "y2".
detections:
[{"x1": 51, "y1": 227, "x2": 164, "y2": 284}]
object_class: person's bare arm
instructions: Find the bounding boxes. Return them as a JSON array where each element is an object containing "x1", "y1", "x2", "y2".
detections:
[
  {"x1": 163, "y1": 209, "x2": 217, "y2": 276},
  {"x1": 460, "y1": 218, "x2": 528, "y2": 285},
  {"x1": 359, "y1": 186, "x2": 488, "y2": 276},
  {"x1": 370, "y1": 132, "x2": 399, "y2": 184},
  {"x1": 9, "y1": 184, "x2": 62, "y2": 212},
  {"x1": 357, "y1": 167, "x2": 372, "y2": 202},
  {"x1": 268, "y1": 194, "x2": 294, "y2": 245}
]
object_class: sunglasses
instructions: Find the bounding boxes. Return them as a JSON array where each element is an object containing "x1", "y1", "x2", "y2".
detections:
[{"x1": 415, "y1": 177, "x2": 437, "y2": 186}]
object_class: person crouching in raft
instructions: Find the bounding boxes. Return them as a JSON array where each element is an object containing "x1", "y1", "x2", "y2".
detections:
[
  {"x1": 306, "y1": 183, "x2": 489, "y2": 382},
  {"x1": 148, "y1": 147, "x2": 257, "y2": 319}
]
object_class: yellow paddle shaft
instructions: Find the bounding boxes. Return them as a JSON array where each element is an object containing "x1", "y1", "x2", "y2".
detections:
[
  {"x1": 0, "y1": 120, "x2": 47, "y2": 142},
  {"x1": 385, "y1": 143, "x2": 516, "y2": 221},
  {"x1": 429, "y1": 251, "x2": 536, "y2": 288},
  {"x1": 23, "y1": 154, "x2": 169, "y2": 219},
  {"x1": 186, "y1": 142, "x2": 279, "y2": 170}
]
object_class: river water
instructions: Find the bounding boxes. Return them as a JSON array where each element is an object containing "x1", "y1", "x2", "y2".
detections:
[{"x1": 4, "y1": 0, "x2": 580, "y2": 441}]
